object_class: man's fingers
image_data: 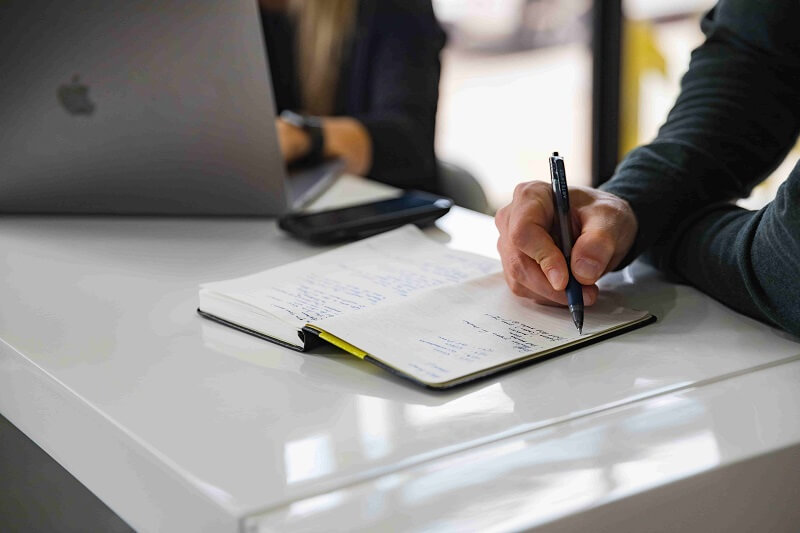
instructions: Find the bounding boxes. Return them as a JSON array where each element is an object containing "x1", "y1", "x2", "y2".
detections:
[
  {"x1": 500, "y1": 267, "x2": 537, "y2": 300},
  {"x1": 494, "y1": 205, "x2": 509, "y2": 231},
  {"x1": 522, "y1": 267, "x2": 599, "y2": 307},
  {"x1": 499, "y1": 245, "x2": 567, "y2": 304},
  {"x1": 505, "y1": 186, "x2": 569, "y2": 290},
  {"x1": 512, "y1": 225, "x2": 568, "y2": 291},
  {"x1": 499, "y1": 235, "x2": 600, "y2": 307},
  {"x1": 511, "y1": 181, "x2": 553, "y2": 227},
  {"x1": 581, "y1": 283, "x2": 599, "y2": 307},
  {"x1": 497, "y1": 183, "x2": 637, "y2": 306}
]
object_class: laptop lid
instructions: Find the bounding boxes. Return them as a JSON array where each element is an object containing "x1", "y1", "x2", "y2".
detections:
[{"x1": 0, "y1": 0, "x2": 292, "y2": 215}]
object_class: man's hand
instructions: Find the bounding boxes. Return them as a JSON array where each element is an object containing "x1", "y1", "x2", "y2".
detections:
[{"x1": 495, "y1": 181, "x2": 638, "y2": 306}]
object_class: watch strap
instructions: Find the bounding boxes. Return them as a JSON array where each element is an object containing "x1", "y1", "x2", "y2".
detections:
[{"x1": 280, "y1": 110, "x2": 325, "y2": 165}]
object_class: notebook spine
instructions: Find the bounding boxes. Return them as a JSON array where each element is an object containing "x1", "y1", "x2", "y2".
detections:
[
  {"x1": 299, "y1": 326, "x2": 327, "y2": 351},
  {"x1": 197, "y1": 309, "x2": 309, "y2": 352}
]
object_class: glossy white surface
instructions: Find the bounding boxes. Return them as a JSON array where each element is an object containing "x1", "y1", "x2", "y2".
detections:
[
  {"x1": 1, "y1": 175, "x2": 799, "y2": 531},
  {"x1": 249, "y1": 358, "x2": 800, "y2": 532}
]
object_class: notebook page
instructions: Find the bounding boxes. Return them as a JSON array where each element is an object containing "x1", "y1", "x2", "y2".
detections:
[
  {"x1": 313, "y1": 273, "x2": 650, "y2": 386},
  {"x1": 200, "y1": 226, "x2": 500, "y2": 329}
]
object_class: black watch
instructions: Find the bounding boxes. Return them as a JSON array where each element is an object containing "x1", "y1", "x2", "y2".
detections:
[{"x1": 280, "y1": 110, "x2": 325, "y2": 165}]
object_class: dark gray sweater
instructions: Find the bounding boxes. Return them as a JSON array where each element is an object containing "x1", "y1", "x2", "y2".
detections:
[{"x1": 600, "y1": 0, "x2": 800, "y2": 336}]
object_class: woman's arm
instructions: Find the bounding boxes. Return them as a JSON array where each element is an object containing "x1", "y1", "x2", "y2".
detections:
[
  {"x1": 276, "y1": 0, "x2": 445, "y2": 187},
  {"x1": 347, "y1": 0, "x2": 447, "y2": 190},
  {"x1": 277, "y1": 116, "x2": 372, "y2": 175}
]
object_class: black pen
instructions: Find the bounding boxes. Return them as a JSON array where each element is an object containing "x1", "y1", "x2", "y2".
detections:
[{"x1": 548, "y1": 152, "x2": 584, "y2": 334}]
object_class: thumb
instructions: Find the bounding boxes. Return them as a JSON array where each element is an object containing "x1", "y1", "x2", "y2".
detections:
[{"x1": 570, "y1": 225, "x2": 617, "y2": 285}]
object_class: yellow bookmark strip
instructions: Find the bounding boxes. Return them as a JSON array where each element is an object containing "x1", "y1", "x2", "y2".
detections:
[{"x1": 311, "y1": 328, "x2": 369, "y2": 360}]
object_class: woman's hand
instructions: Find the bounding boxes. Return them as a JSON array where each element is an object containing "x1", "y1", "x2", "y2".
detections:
[
  {"x1": 275, "y1": 118, "x2": 311, "y2": 164},
  {"x1": 275, "y1": 116, "x2": 372, "y2": 176},
  {"x1": 495, "y1": 181, "x2": 638, "y2": 306}
]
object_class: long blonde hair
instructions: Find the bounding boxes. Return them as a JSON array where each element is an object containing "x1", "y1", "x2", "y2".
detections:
[{"x1": 290, "y1": 0, "x2": 357, "y2": 116}]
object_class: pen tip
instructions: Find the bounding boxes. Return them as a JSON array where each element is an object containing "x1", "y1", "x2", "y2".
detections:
[
  {"x1": 552, "y1": 151, "x2": 559, "y2": 157},
  {"x1": 570, "y1": 308, "x2": 583, "y2": 335}
]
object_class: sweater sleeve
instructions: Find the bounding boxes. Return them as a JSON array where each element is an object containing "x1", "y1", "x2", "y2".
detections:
[
  {"x1": 598, "y1": 0, "x2": 800, "y2": 333},
  {"x1": 601, "y1": 0, "x2": 800, "y2": 263},
  {"x1": 351, "y1": 0, "x2": 446, "y2": 191},
  {"x1": 667, "y1": 167, "x2": 800, "y2": 336}
]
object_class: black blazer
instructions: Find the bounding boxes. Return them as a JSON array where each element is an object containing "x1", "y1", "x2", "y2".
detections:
[{"x1": 261, "y1": 0, "x2": 447, "y2": 191}]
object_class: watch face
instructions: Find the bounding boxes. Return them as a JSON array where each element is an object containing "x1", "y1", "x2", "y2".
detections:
[
  {"x1": 279, "y1": 110, "x2": 304, "y2": 128},
  {"x1": 280, "y1": 110, "x2": 323, "y2": 130}
]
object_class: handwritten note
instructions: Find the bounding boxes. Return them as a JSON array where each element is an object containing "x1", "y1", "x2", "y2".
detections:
[
  {"x1": 314, "y1": 273, "x2": 649, "y2": 386},
  {"x1": 200, "y1": 226, "x2": 500, "y2": 328},
  {"x1": 200, "y1": 225, "x2": 650, "y2": 383}
]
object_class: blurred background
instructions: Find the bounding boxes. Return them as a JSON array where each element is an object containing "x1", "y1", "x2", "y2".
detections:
[{"x1": 432, "y1": 0, "x2": 795, "y2": 212}]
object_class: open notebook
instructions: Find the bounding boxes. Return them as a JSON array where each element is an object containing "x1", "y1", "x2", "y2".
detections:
[{"x1": 198, "y1": 226, "x2": 654, "y2": 388}]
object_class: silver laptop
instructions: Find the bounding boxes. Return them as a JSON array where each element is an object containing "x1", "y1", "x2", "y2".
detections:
[{"x1": 0, "y1": 0, "x2": 340, "y2": 215}]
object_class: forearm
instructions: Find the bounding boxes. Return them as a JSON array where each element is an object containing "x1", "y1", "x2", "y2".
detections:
[
  {"x1": 657, "y1": 167, "x2": 800, "y2": 336},
  {"x1": 602, "y1": 1, "x2": 800, "y2": 265},
  {"x1": 347, "y1": 0, "x2": 445, "y2": 190},
  {"x1": 355, "y1": 113, "x2": 437, "y2": 190},
  {"x1": 322, "y1": 117, "x2": 372, "y2": 176},
  {"x1": 276, "y1": 116, "x2": 372, "y2": 176}
]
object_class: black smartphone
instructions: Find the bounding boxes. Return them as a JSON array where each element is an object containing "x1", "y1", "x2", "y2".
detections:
[{"x1": 278, "y1": 190, "x2": 453, "y2": 243}]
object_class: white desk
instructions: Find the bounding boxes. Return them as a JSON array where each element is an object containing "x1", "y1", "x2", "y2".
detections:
[{"x1": 2, "y1": 176, "x2": 799, "y2": 532}]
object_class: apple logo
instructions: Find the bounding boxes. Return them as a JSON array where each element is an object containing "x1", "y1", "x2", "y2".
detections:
[{"x1": 57, "y1": 74, "x2": 96, "y2": 116}]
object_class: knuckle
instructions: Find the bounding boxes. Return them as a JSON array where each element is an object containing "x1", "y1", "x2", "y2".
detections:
[
  {"x1": 494, "y1": 206, "x2": 508, "y2": 229},
  {"x1": 512, "y1": 182, "x2": 531, "y2": 199},
  {"x1": 596, "y1": 197, "x2": 631, "y2": 222},
  {"x1": 528, "y1": 180, "x2": 551, "y2": 195},
  {"x1": 514, "y1": 180, "x2": 549, "y2": 201},
  {"x1": 568, "y1": 185, "x2": 592, "y2": 206},
  {"x1": 537, "y1": 254, "x2": 558, "y2": 272},
  {"x1": 590, "y1": 201, "x2": 618, "y2": 220},
  {"x1": 510, "y1": 181, "x2": 554, "y2": 229}
]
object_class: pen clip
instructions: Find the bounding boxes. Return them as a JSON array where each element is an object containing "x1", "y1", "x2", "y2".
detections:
[{"x1": 548, "y1": 153, "x2": 570, "y2": 211}]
